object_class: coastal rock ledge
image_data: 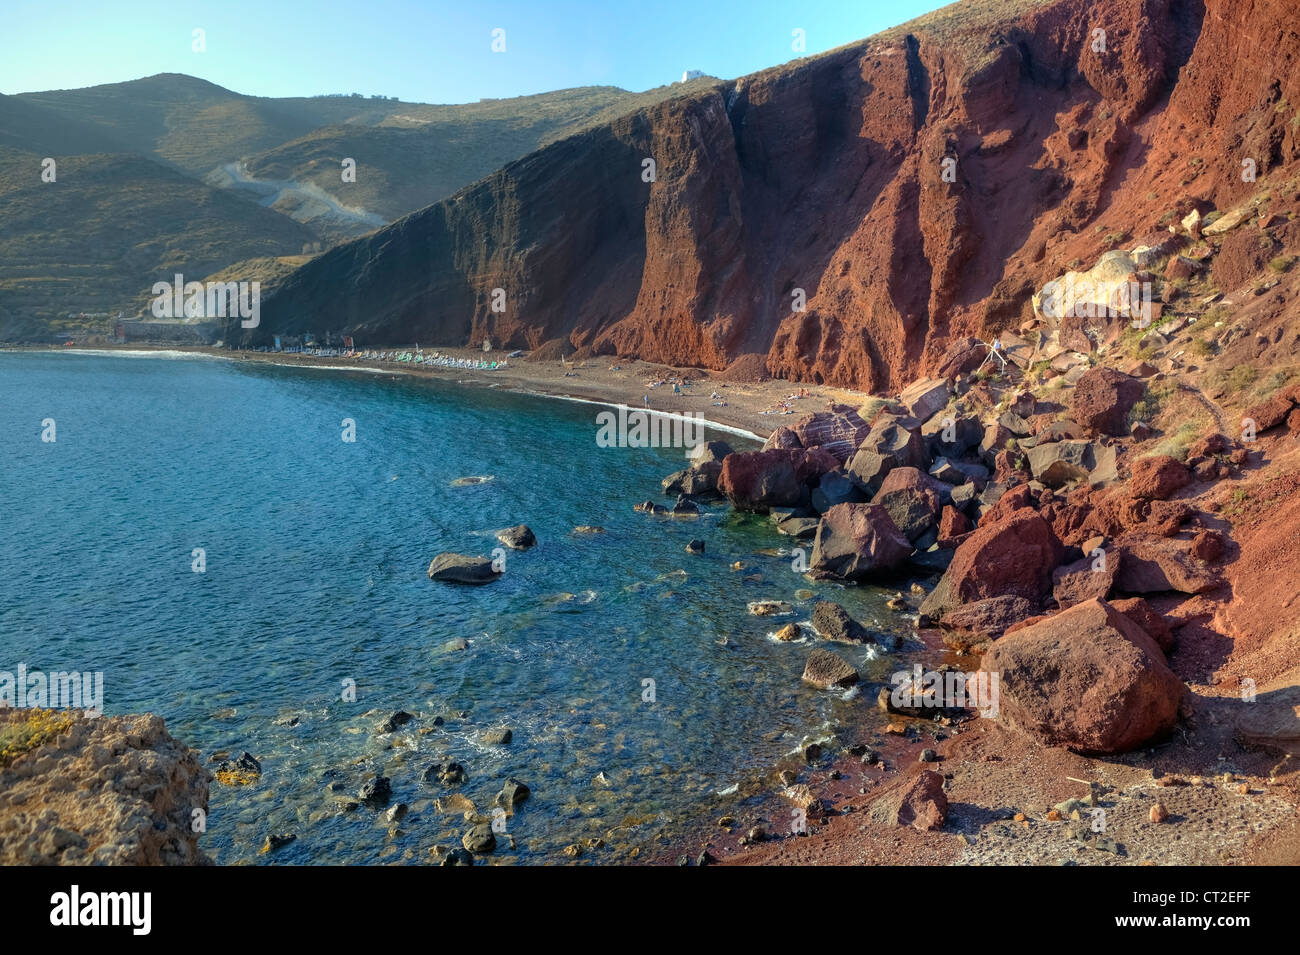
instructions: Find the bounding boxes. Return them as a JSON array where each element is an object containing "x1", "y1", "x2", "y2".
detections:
[{"x1": 0, "y1": 709, "x2": 212, "y2": 865}]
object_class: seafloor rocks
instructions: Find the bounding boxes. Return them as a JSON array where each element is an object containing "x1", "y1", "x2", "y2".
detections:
[
  {"x1": 496, "y1": 524, "x2": 537, "y2": 550},
  {"x1": 810, "y1": 600, "x2": 872, "y2": 644},
  {"x1": 0, "y1": 710, "x2": 211, "y2": 865},
  {"x1": 801, "y1": 649, "x2": 860, "y2": 689},
  {"x1": 1070, "y1": 367, "x2": 1145, "y2": 436},
  {"x1": 428, "y1": 552, "x2": 502, "y2": 584},
  {"x1": 808, "y1": 503, "x2": 914, "y2": 580},
  {"x1": 495, "y1": 777, "x2": 531, "y2": 810},
  {"x1": 979, "y1": 598, "x2": 1183, "y2": 754},
  {"x1": 920, "y1": 510, "x2": 1063, "y2": 618},
  {"x1": 868, "y1": 769, "x2": 948, "y2": 831}
]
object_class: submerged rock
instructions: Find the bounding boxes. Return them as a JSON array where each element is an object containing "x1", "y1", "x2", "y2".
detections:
[
  {"x1": 801, "y1": 649, "x2": 860, "y2": 689},
  {"x1": 359, "y1": 775, "x2": 392, "y2": 808},
  {"x1": 462, "y1": 824, "x2": 496, "y2": 853},
  {"x1": 810, "y1": 600, "x2": 872, "y2": 644},
  {"x1": 427, "y1": 552, "x2": 502, "y2": 584},
  {"x1": 377, "y1": 710, "x2": 414, "y2": 734},
  {"x1": 495, "y1": 778, "x2": 531, "y2": 810},
  {"x1": 496, "y1": 524, "x2": 537, "y2": 549}
]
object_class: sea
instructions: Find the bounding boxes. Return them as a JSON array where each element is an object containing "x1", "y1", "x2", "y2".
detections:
[{"x1": 0, "y1": 350, "x2": 908, "y2": 864}]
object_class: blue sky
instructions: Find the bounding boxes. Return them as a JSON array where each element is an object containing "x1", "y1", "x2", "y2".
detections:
[{"x1": 0, "y1": 0, "x2": 951, "y2": 102}]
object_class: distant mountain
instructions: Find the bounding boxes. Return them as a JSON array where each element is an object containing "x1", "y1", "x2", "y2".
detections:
[
  {"x1": 0, "y1": 74, "x2": 704, "y2": 340},
  {"x1": 0, "y1": 149, "x2": 317, "y2": 340}
]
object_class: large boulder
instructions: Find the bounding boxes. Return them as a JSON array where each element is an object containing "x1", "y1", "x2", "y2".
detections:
[
  {"x1": 873, "y1": 467, "x2": 944, "y2": 542},
  {"x1": 1071, "y1": 367, "x2": 1145, "y2": 436},
  {"x1": 978, "y1": 598, "x2": 1183, "y2": 754},
  {"x1": 920, "y1": 510, "x2": 1062, "y2": 618},
  {"x1": 937, "y1": 595, "x2": 1036, "y2": 642},
  {"x1": 1128, "y1": 455, "x2": 1190, "y2": 500},
  {"x1": 898, "y1": 378, "x2": 951, "y2": 422},
  {"x1": 680, "y1": 460, "x2": 724, "y2": 496},
  {"x1": 687, "y1": 440, "x2": 734, "y2": 465},
  {"x1": 811, "y1": 469, "x2": 866, "y2": 513},
  {"x1": 718, "y1": 450, "x2": 803, "y2": 511},
  {"x1": 922, "y1": 412, "x2": 983, "y2": 460},
  {"x1": 801, "y1": 649, "x2": 860, "y2": 689},
  {"x1": 847, "y1": 417, "x2": 928, "y2": 494},
  {"x1": 762, "y1": 426, "x2": 803, "y2": 451},
  {"x1": 1026, "y1": 440, "x2": 1114, "y2": 489},
  {"x1": 792, "y1": 409, "x2": 870, "y2": 462},
  {"x1": 1114, "y1": 536, "x2": 1221, "y2": 594},
  {"x1": 811, "y1": 600, "x2": 873, "y2": 644},
  {"x1": 428, "y1": 553, "x2": 502, "y2": 584},
  {"x1": 1051, "y1": 552, "x2": 1117, "y2": 609},
  {"x1": 1108, "y1": 596, "x2": 1174, "y2": 654},
  {"x1": 809, "y1": 503, "x2": 914, "y2": 581}
]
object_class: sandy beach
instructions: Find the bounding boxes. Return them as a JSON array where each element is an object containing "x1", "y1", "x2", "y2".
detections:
[{"x1": 25, "y1": 344, "x2": 875, "y2": 441}]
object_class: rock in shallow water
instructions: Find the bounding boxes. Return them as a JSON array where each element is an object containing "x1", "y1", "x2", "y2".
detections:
[
  {"x1": 462, "y1": 824, "x2": 496, "y2": 853},
  {"x1": 496, "y1": 524, "x2": 537, "y2": 549},
  {"x1": 801, "y1": 649, "x2": 859, "y2": 689},
  {"x1": 427, "y1": 552, "x2": 502, "y2": 584}
]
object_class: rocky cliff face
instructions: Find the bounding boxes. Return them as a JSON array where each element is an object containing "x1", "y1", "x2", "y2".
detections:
[{"x1": 237, "y1": 0, "x2": 1300, "y2": 393}]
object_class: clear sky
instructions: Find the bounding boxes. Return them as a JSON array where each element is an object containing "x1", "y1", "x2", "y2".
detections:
[{"x1": 0, "y1": 0, "x2": 951, "y2": 103}]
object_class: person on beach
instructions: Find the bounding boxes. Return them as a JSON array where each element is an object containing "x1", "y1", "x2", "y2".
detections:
[{"x1": 644, "y1": 395, "x2": 649, "y2": 408}]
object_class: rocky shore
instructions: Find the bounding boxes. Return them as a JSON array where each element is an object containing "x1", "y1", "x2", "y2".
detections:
[
  {"x1": 0, "y1": 709, "x2": 211, "y2": 864},
  {"x1": 648, "y1": 192, "x2": 1300, "y2": 866}
]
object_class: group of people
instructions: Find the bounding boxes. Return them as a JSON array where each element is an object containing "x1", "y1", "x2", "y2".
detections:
[{"x1": 759, "y1": 387, "x2": 812, "y2": 415}]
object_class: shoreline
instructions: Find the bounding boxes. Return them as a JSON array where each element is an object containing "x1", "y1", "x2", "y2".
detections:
[{"x1": 4, "y1": 343, "x2": 880, "y2": 442}]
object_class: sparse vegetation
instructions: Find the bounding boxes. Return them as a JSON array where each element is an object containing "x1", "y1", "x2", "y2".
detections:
[{"x1": 0, "y1": 710, "x2": 75, "y2": 767}]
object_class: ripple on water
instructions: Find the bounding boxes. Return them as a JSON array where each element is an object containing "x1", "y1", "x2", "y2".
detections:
[{"x1": 0, "y1": 353, "x2": 914, "y2": 864}]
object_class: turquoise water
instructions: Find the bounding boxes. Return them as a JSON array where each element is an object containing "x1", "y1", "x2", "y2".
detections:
[{"x1": 0, "y1": 351, "x2": 905, "y2": 864}]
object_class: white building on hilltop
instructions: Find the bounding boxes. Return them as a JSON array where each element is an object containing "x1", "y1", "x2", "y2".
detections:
[{"x1": 681, "y1": 70, "x2": 704, "y2": 82}]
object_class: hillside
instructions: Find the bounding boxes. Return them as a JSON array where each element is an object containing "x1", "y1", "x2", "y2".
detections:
[
  {"x1": 0, "y1": 75, "x2": 704, "y2": 339},
  {"x1": 0, "y1": 150, "x2": 318, "y2": 339},
  {"x1": 237, "y1": 0, "x2": 1297, "y2": 395}
]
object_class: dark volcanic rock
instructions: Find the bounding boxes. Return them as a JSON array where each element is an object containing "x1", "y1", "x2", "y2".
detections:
[
  {"x1": 428, "y1": 553, "x2": 502, "y2": 584},
  {"x1": 808, "y1": 503, "x2": 914, "y2": 581},
  {"x1": 496, "y1": 524, "x2": 537, "y2": 550},
  {"x1": 811, "y1": 600, "x2": 872, "y2": 644}
]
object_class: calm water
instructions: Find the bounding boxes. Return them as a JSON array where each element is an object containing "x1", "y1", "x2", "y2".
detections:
[{"x1": 0, "y1": 351, "x2": 906, "y2": 864}]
